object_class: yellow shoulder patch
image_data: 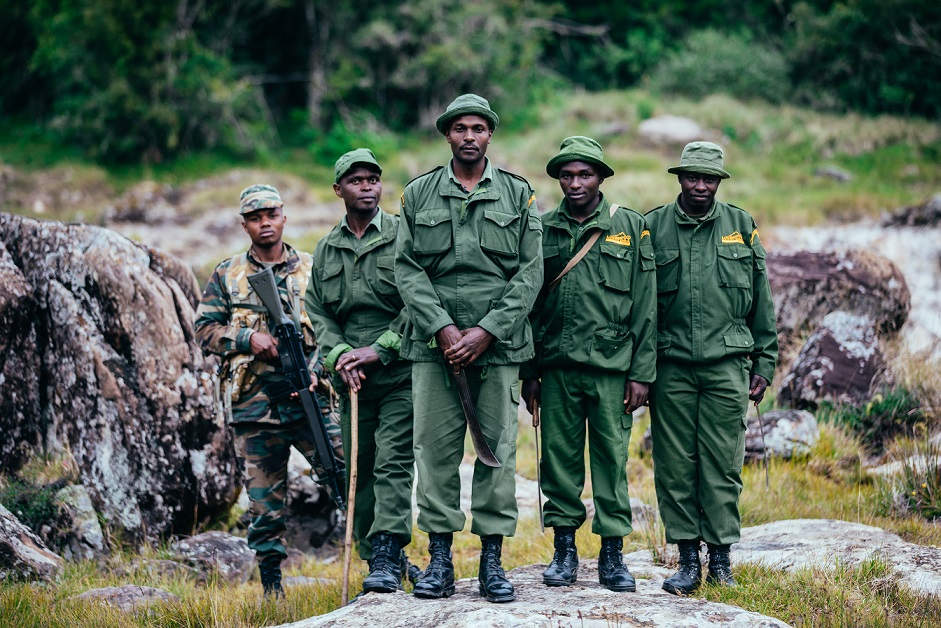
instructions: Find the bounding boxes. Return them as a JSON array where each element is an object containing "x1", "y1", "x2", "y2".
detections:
[
  {"x1": 527, "y1": 194, "x2": 536, "y2": 208},
  {"x1": 400, "y1": 193, "x2": 405, "y2": 209},
  {"x1": 721, "y1": 231, "x2": 745, "y2": 245},
  {"x1": 750, "y1": 228, "x2": 760, "y2": 245},
  {"x1": 605, "y1": 232, "x2": 632, "y2": 246},
  {"x1": 640, "y1": 229, "x2": 650, "y2": 239}
]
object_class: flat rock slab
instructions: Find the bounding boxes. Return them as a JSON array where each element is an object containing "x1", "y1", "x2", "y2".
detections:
[
  {"x1": 68, "y1": 585, "x2": 180, "y2": 613},
  {"x1": 275, "y1": 563, "x2": 790, "y2": 628},
  {"x1": 735, "y1": 519, "x2": 941, "y2": 597}
]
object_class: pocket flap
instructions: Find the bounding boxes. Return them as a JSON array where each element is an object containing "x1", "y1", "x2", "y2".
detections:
[
  {"x1": 321, "y1": 260, "x2": 343, "y2": 280},
  {"x1": 415, "y1": 209, "x2": 452, "y2": 227},
  {"x1": 717, "y1": 245, "x2": 752, "y2": 261},
  {"x1": 483, "y1": 209, "x2": 520, "y2": 228},
  {"x1": 655, "y1": 248, "x2": 679, "y2": 266}
]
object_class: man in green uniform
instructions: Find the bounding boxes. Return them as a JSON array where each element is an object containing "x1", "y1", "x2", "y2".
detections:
[
  {"x1": 645, "y1": 142, "x2": 778, "y2": 595},
  {"x1": 395, "y1": 93, "x2": 543, "y2": 603},
  {"x1": 521, "y1": 136, "x2": 657, "y2": 592},
  {"x1": 306, "y1": 148, "x2": 419, "y2": 593},
  {"x1": 195, "y1": 184, "x2": 344, "y2": 598}
]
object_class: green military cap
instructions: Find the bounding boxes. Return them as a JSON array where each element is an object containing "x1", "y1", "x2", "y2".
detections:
[
  {"x1": 667, "y1": 141, "x2": 731, "y2": 179},
  {"x1": 239, "y1": 184, "x2": 284, "y2": 215},
  {"x1": 546, "y1": 136, "x2": 615, "y2": 179},
  {"x1": 334, "y1": 147, "x2": 382, "y2": 183},
  {"x1": 435, "y1": 93, "x2": 500, "y2": 135}
]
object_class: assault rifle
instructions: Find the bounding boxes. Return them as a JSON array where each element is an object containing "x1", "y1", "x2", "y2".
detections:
[{"x1": 247, "y1": 267, "x2": 346, "y2": 510}]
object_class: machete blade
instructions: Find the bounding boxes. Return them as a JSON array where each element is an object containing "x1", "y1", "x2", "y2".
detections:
[{"x1": 452, "y1": 368, "x2": 502, "y2": 468}]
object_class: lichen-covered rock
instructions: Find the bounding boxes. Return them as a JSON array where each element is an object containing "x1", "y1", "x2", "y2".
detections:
[
  {"x1": 0, "y1": 503, "x2": 63, "y2": 582},
  {"x1": 777, "y1": 311, "x2": 886, "y2": 410},
  {"x1": 285, "y1": 449, "x2": 342, "y2": 556},
  {"x1": 68, "y1": 585, "x2": 180, "y2": 613},
  {"x1": 51, "y1": 485, "x2": 108, "y2": 561},
  {"x1": 746, "y1": 409, "x2": 818, "y2": 462},
  {"x1": 0, "y1": 213, "x2": 238, "y2": 542},
  {"x1": 169, "y1": 531, "x2": 255, "y2": 584}
]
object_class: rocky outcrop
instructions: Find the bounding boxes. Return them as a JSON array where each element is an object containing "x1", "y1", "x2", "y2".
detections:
[
  {"x1": 279, "y1": 563, "x2": 790, "y2": 628},
  {"x1": 746, "y1": 409, "x2": 818, "y2": 462},
  {"x1": 0, "y1": 503, "x2": 63, "y2": 582},
  {"x1": 0, "y1": 213, "x2": 238, "y2": 542},
  {"x1": 169, "y1": 531, "x2": 255, "y2": 584},
  {"x1": 47, "y1": 484, "x2": 108, "y2": 561},
  {"x1": 638, "y1": 115, "x2": 706, "y2": 146},
  {"x1": 767, "y1": 249, "x2": 910, "y2": 362},
  {"x1": 777, "y1": 311, "x2": 886, "y2": 410},
  {"x1": 68, "y1": 585, "x2": 181, "y2": 613},
  {"x1": 882, "y1": 194, "x2": 941, "y2": 228},
  {"x1": 735, "y1": 519, "x2": 941, "y2": 597}
]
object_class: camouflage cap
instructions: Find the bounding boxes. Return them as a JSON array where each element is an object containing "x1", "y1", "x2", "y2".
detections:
[
  {"x1": 667, "y1": 141, "x2": 731, "y2": 179},
  {"x1": 334, "y1": 148, "x2": 382, "y2": 183},
  {"x1": 239, "y1": 184, "x2": 284, "y2": 215},
  {"x1": 546, "y1": 136, "x2": 614, "y2": 179},
  {"x1": 435, "y1": 93, "x2": 500, "y2": 135}
]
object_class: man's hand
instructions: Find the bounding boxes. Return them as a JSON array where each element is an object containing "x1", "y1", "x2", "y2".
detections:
[
  {"x1": 335, "y1": 347, "x2": 381, "y2": 392},
  {"x1": 249, "y1": 331, "x2": 280, "y2": 362},
  {"x1": 444, "y1": 326, "x2": 493, "y2": 368},
  {"x1": 749, "y1": 374, "x2": 769, "y2": 404},
  {"x1": 624, "y1": 380, "x2": 650, "y2": 414},
  {"x1": 522, "y1": 378, "x2": 541, "y2": 417}
]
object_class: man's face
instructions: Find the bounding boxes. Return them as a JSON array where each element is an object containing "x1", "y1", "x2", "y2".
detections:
[
  {"x1": 446, "y1": 114, "x2": 492, "y2": 166},
  {"x1": 334, "y1": 166, "x2": 382, "y2": 213},
  {"x1": 241, "y1": 207, "x2": 286, "y2": 250},
  {"x1": 558, "y1": 161, "x2": 603, "y2": 213},
  {"x1": 678, "y1": 172, "x2": 720, "y2": 215}
]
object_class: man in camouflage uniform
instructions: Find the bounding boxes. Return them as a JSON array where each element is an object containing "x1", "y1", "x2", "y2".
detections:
[
  {"x1": 306, "y1": 148, "x2": 419, "y2": 594},
  {"x1": 645, "y1": 142, "x2": 778, "y2": 595},
  {"x1": 522, "y1": 136, "x2": 657, "y2": 593},
  {"x1": 395, "y1": 93, "x2": 543, "y2": 603},
  {"x1": 194, "y1": 184, "x2": 343, "y2": 598}
]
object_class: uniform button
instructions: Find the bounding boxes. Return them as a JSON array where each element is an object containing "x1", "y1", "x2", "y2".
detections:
[
  {"x1": 499, "y1": 221, "x2": 505, "y2": 226},
  {"x1": 733, "y1": 253, "x2": 738, "y2": 258},
  {"x1": 617, "y1": 253, "x2": 623, "y2": 258},
  {"x1": 430, "y1": 220, "x2": 436, "y2": 225}
]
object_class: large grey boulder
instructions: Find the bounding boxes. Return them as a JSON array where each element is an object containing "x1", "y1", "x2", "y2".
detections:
[
  {"x1": 777, "y1": 311, "x2": 885, "y2": 410},
  {"x1": 638, "y1": 115, "x2": 705, "y2": 146},
  {"x1": 286, "y1": 449, "x2": 342, "y2": 555},
  {"x1": 735, "y1": 519, "x2": 941, "y2": 597},
  {"x1": 0, "y1": 503, "x2": 63, "y2": 582},
  {"x1": 47, "y1": 484, "x2": 108, "y2": 561},
  {"x1": 169, "y1": 531, "x2": 255, "y2": 584},
  {"x1": 746, "y1": 409, "x2": 818, "y2": 462},
  {"x1": 0, "y1": 213, "x2": 238, "y2": 542},
  {"x1": 276, "y1": 562, "x2": 790, "y2": 628}
]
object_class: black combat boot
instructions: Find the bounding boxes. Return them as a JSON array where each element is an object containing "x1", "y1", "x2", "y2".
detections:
[
  {"x1": 662, "y1": 540, "x2": 702, "y2": 596},
  {"x1": 259, "y1": 558, "x2": 284, "y2": 599},
  {"x1": 598, "y1": 537, "x2": 636, "y2": 592},
  {"x1": 478, "y1": 535, "x2": 515, "y2": 603},
  {"x1": 706, "y1": 543, "x2": 737, "y2": 587},
  {"x1": 401, "y1": 550, "x2": 424, "y2": 585},
  {"x1": 413, "y1": 533, "x2": 455, "y2": 599},
  {"x1": 542, "y1": 526, "x2": 579, "y2": 586},
  {"x1": 362, "y1": 532, "x2": 403, "y2": 593}
]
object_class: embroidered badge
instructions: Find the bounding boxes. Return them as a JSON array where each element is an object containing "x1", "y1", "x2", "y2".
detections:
[
  {"x1": 750, "y1": 228, "x2": 760, "y2": 245},
  {"x1": 721, "y1": 231, "x2": 745, "y2": 244},
  {"x1": 640, "y1": 229, "x2": 650, "y2": 239},
  {"x1": 527, "y1": 194, "x2": 537, "y2": 207},
  {"x1": 605, "y1": 232, "x2": 632, "y2": 246}
]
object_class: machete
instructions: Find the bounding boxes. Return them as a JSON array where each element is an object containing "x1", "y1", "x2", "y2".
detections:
[{"x1": 450, "y1": 367, "x2": 502, "y2": 468}]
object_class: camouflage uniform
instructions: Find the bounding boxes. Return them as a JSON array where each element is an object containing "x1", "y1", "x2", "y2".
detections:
[{"x1": 195, "y1": 241, "x2": 343, "y2": 563}]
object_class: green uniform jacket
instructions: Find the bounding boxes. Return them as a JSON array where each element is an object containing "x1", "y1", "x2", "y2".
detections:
[
  {"x1": 644, "y1": 198, "x2": 778, "y2": 383},
  {"x1": 306, "y1": 209, "x2": 409, "y2": 393},
  {"x1": 395, "y1": 160, "x2": 543, "y2": 364},
  {"x1": 526, "y1": 196, "x2": 657, "y2": 381}
]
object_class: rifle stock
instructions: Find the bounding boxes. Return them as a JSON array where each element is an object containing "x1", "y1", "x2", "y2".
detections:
[{"x1": 247, "y1": 267, "x2": 346, "y2": 510}]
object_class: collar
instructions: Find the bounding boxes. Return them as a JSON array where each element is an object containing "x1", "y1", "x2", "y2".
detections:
[
  {"x1": 545, "y1": 194, "x2": 614, "y2": 231},
  {"x1": 672, "y1": 195, "x2": 722, "y2": 225},
  {"x1": 247, "y1": 242, "x2": 297, "y2": 269},
  {"x1": 446, "y1": 158, "x2": 494, "y2": 192},
  {"x1": 340, "y1": 208, "x2": 382, "y2": 235}
]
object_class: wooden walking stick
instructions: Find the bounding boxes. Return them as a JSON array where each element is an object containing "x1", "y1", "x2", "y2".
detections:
[
  {"x1": 533, "y1": 401, "x2": 544, "y2": 533},
  {"x1": 341, "y1": 389, "x2": 359, "y2": 606}
]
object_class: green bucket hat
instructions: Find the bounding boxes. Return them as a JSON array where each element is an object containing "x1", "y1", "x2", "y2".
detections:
[
  {"x1": 546, "y1": 136, "x2": 615, "y2": 179},
  {"x1": 435, "y1": 93, "x2": 500, "y2": 135},
  {"x1": 334, "y1": 148, "x2": 382, "y2": 183},
  {"x1": 239, "y1": 184, "x2": 284, "y2": 215},
  {"x1": 667, "y1": 141, "x2": 731, "y2": 179}
]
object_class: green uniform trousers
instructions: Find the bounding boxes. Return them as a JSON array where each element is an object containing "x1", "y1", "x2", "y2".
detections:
[
  {"x1": 233, "y1": 419, "x2": 331, "y2": 562},
  {"x1": 540, "y1": 367, "x2": 633, "y2": 537},
  {"x1": 649, "y1": 357, "x2": 749, "y2": 545},
  {"x1": 412, "y1": 361, "x2": 520, "y2": 537},
  {"x1": 339, "y1": 370, "x2": 414, "y2": 560}
]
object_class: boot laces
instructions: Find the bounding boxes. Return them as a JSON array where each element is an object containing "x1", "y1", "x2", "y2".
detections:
[
  {"x1": 678, "y1": 546, "x2": 701, "y2": 577},
  {"x1": 482, "y1": 546, "x2": 505, "y2": 578}
]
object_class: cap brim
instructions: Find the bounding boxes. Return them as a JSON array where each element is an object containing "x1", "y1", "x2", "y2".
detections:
[
  {"x1": 240, "y1": 201, "x2": 284, "y2": 215},
  {"x1": 435, "y1": 106, "x2": 499, "y2": 134},
  {"x1": 546, "y1": 154, "x2": 614, "y2": 179},
  {"x1": 336, "y1": 161, "x2": 382, "y2": 183},
  {"x1": 668, "y1": 165, "x2": 730, "y2": 179}
]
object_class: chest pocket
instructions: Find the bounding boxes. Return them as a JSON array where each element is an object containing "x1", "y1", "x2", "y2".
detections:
[
  {"x1": 599, "y1": 241, "x2": 632, "y2": 292},
  {"x1": 480, "y1": 209, "x2": 522, "y2": 257},
  {"x1": 717, "y1": 245, "x2": 753, "y2": 288},
  {"x1": 654, "y1": 248, "x2": 680, "y2": 293},
  {"x1": 320, "y1": 261, "x2": 344, "y2": 304},
  {"x1": 413, "y1": 209, "x2": 452, "y2": 255},
  {"x1": 542, "y1": 245, "x2": 562, "y2": 283},
  {"x1": 375, "y1": 254, "x2": 398, "y2": 295}
]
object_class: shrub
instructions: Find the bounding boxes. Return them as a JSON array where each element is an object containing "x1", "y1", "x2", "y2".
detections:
[
  {"x1": 876, "y1": 428, "x2": 941, "y2": 520},
  {"x1": 816, "y1": 387, "x2": 930, "y2": 450},
  {"x1": 649, "y1": 29, "x2": 791, "y2": 104}
]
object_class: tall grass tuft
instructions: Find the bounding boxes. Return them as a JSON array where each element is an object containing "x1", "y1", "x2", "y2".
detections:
[{"x1": 876, "y1": 426, "x2": 941, "y2": 521}]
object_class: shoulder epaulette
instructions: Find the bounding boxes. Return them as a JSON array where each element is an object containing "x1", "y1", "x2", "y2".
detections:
[
  {"x1": 647, "y1": 204, "x2": 668, "y2": 213},
  {"x1": 497, "y1": 167, "x2": 532, "y2": 186},
  {"x1": 727, "y1": 202, "x2": 749, "y2": 213},
  {"x1": 404, "y1": 165, "x2": 444, "y2": 188}
]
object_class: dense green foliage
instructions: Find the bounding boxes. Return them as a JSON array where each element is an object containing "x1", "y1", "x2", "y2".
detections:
[
  {"x1": 816, "y1": 387, "x2": 930, "y2": 450},
  {"x1": 0, "y1": 0, "x2": 938, "y2": 162}
]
